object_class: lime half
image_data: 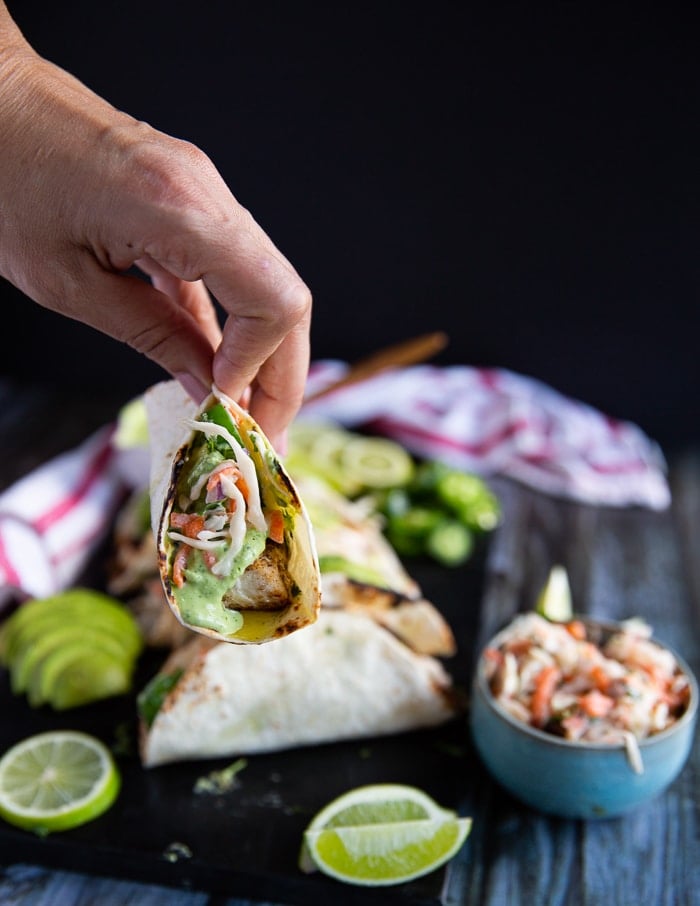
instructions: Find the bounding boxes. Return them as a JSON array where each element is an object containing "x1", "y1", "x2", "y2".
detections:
[
  {"x1": 0, "y1": 731, "x2": 120, "y2": 835},
  {"x1": 535, "y1": 564, "x2": 574, "y2": 622},
  {"x1": 300, "y1": 783, "x2": 472, "y2": 886}
]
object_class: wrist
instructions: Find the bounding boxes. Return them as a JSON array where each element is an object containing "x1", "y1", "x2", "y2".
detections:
[
  {"x1": 0, "y1": 9, "x2": 38, "y2": 114},
  {"x1": 0, "y1": 3, "x2": 32, "y2": 62}
]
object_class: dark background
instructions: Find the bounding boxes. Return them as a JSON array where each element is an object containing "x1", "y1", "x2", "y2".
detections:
[{"x1": 3, "y1": 2, "x2": 699, "y2": 454}]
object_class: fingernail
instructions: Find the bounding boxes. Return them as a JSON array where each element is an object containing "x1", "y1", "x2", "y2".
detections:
[{"x1": 175, "y1": 372, "x2": 210, "y2": 403}]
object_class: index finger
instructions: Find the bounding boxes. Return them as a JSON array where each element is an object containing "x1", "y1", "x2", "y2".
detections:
[
  {"x1": 200, "y1": 224, "x2": 312, "y2": 444},
  {"x1": 219, "y1": 302, "x2": 311, "y2": 450}
]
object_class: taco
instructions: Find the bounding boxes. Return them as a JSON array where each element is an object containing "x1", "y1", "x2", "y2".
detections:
[
  {"x1": 138, "y1": 609, "x2": 458, "y2": 767},
  {"x1": 291, "y1": 474, "x2": 457, "y2": 656},
  {"x1": 144, "y1": 380, "x2": 321, "y2": 644}
]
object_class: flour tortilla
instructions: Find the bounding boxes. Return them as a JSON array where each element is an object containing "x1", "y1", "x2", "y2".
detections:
[
  {"x1": 139, "y1": 609, "x2": 458, "y2": 767},
  {"x1": 144, "y1": 380, "x2": 321, "y2": 645},
  {"x1": 291, "y1": 474, "x2": 456, "y2": 656}
]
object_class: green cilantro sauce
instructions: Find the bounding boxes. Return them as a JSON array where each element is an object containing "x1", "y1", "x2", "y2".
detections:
[{"x1": 173, "y1": 528, "x2": 267, "y2": 636}]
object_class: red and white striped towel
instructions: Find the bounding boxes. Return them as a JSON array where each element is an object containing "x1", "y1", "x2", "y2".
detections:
[
  {"x1": 0, "y1": 427, "x2": 126, "y2": 609},
  {"x1": 0, "y1": 364, "x2": 671, "y2": 607},
  {"x1": 302, "y1": 362, "x2": 671, "y2": 511}
]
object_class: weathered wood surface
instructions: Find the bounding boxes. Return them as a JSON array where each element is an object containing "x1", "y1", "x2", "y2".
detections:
[{"x1": 0, "y1": 382, "x2": 697, "y2": 906}]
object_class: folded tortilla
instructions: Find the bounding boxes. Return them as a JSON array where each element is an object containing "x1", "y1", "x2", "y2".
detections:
[
  {"x1": 139, "y1": 609, "x2": 458, "y2": 767},
  {"x1": 291, "y1": 475, "x2": 457, "y2": 657},
  {"x1": 144, "y1": 380, "x2": 321, "y2": 644}
]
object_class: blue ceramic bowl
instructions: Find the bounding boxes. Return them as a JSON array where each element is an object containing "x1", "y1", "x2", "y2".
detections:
[{"x1": 470, "y1": 618, "x2": 698, "y2": 819}]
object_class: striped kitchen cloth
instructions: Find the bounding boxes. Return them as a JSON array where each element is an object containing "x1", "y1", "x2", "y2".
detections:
[
  {"x1": 0, "y1": 362, "x2": 671, "y2": 607},
  {"x1": 0, "y1": 426, "x2": 126, "y2": 608},
  {"x1": 301, "y1": 361, "x2": 671, "y2": 511}
]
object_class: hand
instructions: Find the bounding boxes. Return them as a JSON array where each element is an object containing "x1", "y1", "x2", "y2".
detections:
[{"x1": 0, "y1": 6, "x2": 311, "y2": 448}]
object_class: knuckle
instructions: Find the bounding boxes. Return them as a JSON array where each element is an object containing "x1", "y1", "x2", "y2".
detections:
[
  {"x1": 277, "y1": 280, "x2": 312, "y2": 329},
  {"x1": 109, "y1": 130, "x2": 223, "y2": 281},
  {"x1": 105, "y1": 123, "x2": 215, "y2": 217},
  {"x1": 131, "y1": 141, "x2": 202, "y2": 210},
  {"x1": 126, "y1": 318, "x2": 178, "y2": 360}
]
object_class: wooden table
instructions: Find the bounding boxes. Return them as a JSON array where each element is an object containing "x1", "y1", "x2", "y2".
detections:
[{"x1": 0, "y1": 380, "x2": 698, "y2": 906}]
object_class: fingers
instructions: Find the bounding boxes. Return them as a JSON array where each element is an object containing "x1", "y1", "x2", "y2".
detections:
[
  {"x1": 136, "y1": 255, "x2": 222, "y2": 350},
  {"x1": 71, "y1": 259, "x2": 216, "y2": 401},
  {"x1": 212, "y1": 295, "x2": 311, "y2": 449},
  {"x1": 0, "y1": 32, "x2": 312, "y2": 426},
  {"x1": 138, "y1": 234, "x2": 312, "y2": 444},
  {"x1": 208, "y1": 270, "x2": 312, "y2": 445},
  {"x1": 246, "y1": 315, "x2": 311, "y2": 452},
  {"x1": 115, "y1": 152, "x2": 312, "y2": 440},
  {"x1": 174, "y1": 207, "x2": 313, "y2": 443},
  {"x1": 92, "y1": 132, "x2": 312, "y2": 436}
]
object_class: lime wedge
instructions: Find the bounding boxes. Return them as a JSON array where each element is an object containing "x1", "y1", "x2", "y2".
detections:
[
  {"x1": 0, "y1": 731, "x2": 120, "y2": 835},
  {"x1": 300, "y1": 783, "x2": 471, "y2": 886},
  {"x1": 535, "y1": 565, "x2": 573, "y2": 622}
]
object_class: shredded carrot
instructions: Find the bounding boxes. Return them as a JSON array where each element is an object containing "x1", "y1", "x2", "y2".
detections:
[
  {"x1": 483, "y1": 647, "x2": 504, "y2": 665},
  {"x1": 590, "y1": 664, "x2": 611, "y2": 692},
  {"x1": 578, "y1": 689, "x2": 615, "y2": 718},
  {"x1": 207, "y1": 464, "x2": 241, "y2": 497},
  {"x1": 506, "y1": 639, "x2": 532, "y2": 657},
  {"x1": 530, "y1": 665, "x2": 560, "y2": 728},
  {"x1": 565, "y1": 619, "x2": 587, "y2": 641},
  {"x1": 172, "y1": 545, "x2": 189, "y2": 587},
  {"x1": 268, "y1": 509, "x2": 285, "y2": 544},
  {"x1": 170, "y1": 512, "x2": 205, "y2": 539},
  {"x1": 641, "y1": 663, "x2": 668, "y2": 690},
  {"x1": 236, "y1": 475, "x2": 250, "y2": 504}
]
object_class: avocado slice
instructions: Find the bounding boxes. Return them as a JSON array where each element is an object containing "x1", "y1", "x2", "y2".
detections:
[
  {"x1": 27, "y1": 641, "x2": 132, "y2": 708},
  {"x1": 49, "y1": 652, "x2": 133, "y2": 710},
  {"x1": 1, "y1": 591, "x2": 142, "y2": 666},
  {"x1": 0, "y1": 589, "x2": 141, "y2": 662},
  {"x1": 11, "y1": 625, "x2": 133, "y2": 695}
]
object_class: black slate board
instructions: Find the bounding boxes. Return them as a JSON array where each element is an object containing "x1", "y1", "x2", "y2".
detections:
[{"x1": 0, "y1": 543, "x2": 489, "y2": 906}]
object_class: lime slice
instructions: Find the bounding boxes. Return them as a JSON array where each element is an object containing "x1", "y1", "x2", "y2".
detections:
[
  {"x1": 340, "y1": 436, "x2": 415, "y2": 490},
  {"x1": 300, "y1": 783, "x2": 471, "y2": 886},
  {"x1": 535, "y1": 564, "x2": 573, "y2": 622},
  {"x1": 113, "y1": 396, "x2": 149, "y2": 449},
  {"x1": 0, "y1": 731, "x2": 120, "y2": 835}
]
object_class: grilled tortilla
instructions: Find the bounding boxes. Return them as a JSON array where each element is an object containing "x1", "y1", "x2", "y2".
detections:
[
  {"x1": 144, "y1": 380, "x2": 321, "y2": 644},
  {"x1": 138, "y1": 609, "x2": 458, "y2": 767},
  {"x1": 292, "y1": 474, "x2": 456, "y2": 656}
]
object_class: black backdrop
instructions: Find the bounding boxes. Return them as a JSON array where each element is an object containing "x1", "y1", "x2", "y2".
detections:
[{"x1": 3, "y1": 2, "x2": 699, "y2": 453}]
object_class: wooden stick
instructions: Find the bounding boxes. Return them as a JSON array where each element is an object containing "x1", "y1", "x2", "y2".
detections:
[{"x1": 304, "y1": 331, "x2": 449, "y2": 403}]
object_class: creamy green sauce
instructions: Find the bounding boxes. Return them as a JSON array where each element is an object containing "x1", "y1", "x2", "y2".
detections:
[{"x1": 173, "y1": 529, "x2": 267, "y2": 636}]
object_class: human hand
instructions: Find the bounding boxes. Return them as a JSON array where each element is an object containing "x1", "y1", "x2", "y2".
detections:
[{"x1": 0, "y1": 6, "x2": 311, "y2": 449}]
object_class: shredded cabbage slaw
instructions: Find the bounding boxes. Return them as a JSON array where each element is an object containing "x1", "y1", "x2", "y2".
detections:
[{"x1": 483, "y1": 613, "x2": 691, "y2": 773}]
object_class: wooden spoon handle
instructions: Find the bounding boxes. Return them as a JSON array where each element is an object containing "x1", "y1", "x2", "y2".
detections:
[{"x1": 304, "y1": 331, "x2": 449, "y2": 403}]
